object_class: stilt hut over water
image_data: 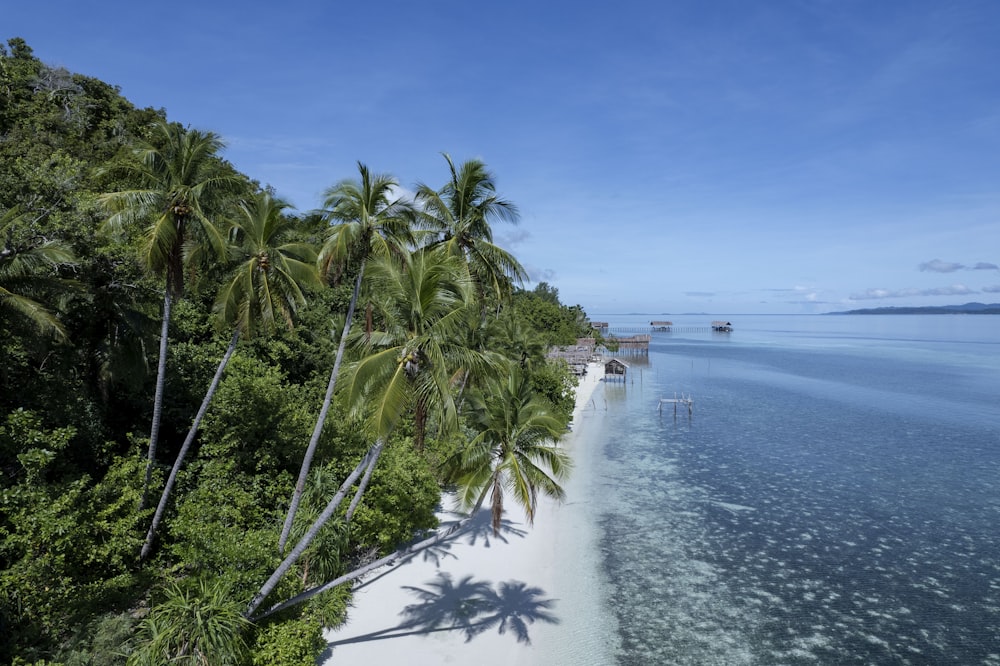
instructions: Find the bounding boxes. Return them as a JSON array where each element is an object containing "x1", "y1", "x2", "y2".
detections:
[
  {"x1": 711, "y1": 320, "x2": 733, "y2": 332},
  {"x1": 589, "y1": 321, "x2": 609, "y2": 333},
  {"x1": 604, "y1": 358, "x2": 628, "y2": 382},
  {"x1": 650, "y1": 320, "x2": 673, "y2": 331}
]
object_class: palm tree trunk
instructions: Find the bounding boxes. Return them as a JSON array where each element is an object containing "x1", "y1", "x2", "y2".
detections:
[
  {"x1": 414, "y1": 397, "x2": 428, "y2": 452},
  {"x1": 278, "y1": 262, "x2": 364, "y2": 554},
  {"x1": 248, "y1": 439, "x2": 383, "y2": 618},
  {"x1": 344, "y1": 443, "x2": 384, "y2": 524},
  {"x1": 140, "y1": 329, "x2": 240, "y2": 560},
  {"x1": 140, "y1": 288, "x2": 172, "y2": 510},
  {"x1": 252, "y1": 503, "x2": 478, "y2": 621}
]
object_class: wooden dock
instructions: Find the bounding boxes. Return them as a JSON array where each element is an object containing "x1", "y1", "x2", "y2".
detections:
[
  {"x1": 606, "y1": 333, "x2": 650, "y2": 355},
  {"x1": 606, "y1": 322, "x2": 734, "y2": 334},
  {"x1": 658, "y1": 394, "x2": 694, "y2": 416}
]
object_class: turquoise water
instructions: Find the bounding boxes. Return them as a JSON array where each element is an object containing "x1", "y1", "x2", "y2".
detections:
[{"x1": 589, "y1": 315, "x2": 1000, "y2": 665}]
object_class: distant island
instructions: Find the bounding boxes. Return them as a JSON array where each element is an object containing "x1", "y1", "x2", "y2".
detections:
[{"x1": 831, "y1": 302, "x2": 1000, "y2": 315}]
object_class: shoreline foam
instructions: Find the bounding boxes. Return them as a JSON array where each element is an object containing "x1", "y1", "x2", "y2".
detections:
[{"x1": 321, "y1": 362, "x2": 612, "y2": 665}]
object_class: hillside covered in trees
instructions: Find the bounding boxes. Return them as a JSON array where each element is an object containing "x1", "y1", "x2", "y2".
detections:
[{"x1": 0, "y1": 38, "x2": 597, "y2": 665}]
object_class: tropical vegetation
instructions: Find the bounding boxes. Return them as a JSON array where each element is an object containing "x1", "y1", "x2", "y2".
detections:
[{"x1": 0, "y1": 38, "x2": 595, "y2": 665}]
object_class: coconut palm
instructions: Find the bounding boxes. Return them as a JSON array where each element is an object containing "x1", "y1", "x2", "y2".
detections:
[
  {"x1": 0, "y1": 206, "x2": 77, "y2": 340},
  {"x1": 99, "y1": 118, "x2": 246, "y2": 505},
  {"x1": 247, "y1": 248, "x2": 495, "y2": 618},
  {"x1": 415, "y1": 154, "x2": 527, "y2": 306},
  {"x1": 278, "y1": 162, "x2": 414, "y2": 555},
  {"x1": 343, "y1": 247, "x2": 502, "y2": 450},
  {"x1": 250, "y1": 367, "x2": 569, "y2": 621},
  {"x1": 140, "y1": 192, "x2": 318, "y2": 559},
  {"x1": 447, "y1": 367, "x2": 571, "y2": 535}
]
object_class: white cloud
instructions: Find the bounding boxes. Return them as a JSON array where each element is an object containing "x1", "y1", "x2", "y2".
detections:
[{"x1": 923, "y1": 284, "x2": 976, "y2": 296}]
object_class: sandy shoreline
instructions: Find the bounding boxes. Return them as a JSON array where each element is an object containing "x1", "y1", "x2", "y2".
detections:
[{"x1": 321, "y1": 363, "x2": 613, "y2": 665}]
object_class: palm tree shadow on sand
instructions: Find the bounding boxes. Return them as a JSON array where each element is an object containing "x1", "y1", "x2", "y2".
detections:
[
  {"x1": 325, "y1": 571, "x2": 559, "y2": 653},
  {"x1": 354, "y1": 509, "x2": 529, "y2": 589}
]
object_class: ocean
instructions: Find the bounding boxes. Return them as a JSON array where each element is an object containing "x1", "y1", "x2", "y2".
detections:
[{"x1": 576, "y1": 314, "x2": 1000, "y2": 665}]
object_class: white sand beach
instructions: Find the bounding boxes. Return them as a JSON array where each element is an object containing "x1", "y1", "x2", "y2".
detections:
[{"x1": 321, "y1": 363, "x2": 616, "y2": 665}]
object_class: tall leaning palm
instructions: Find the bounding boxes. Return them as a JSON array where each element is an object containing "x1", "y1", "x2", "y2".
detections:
[
  {"x1": 416, "y1": 154, "x2": 527, "y2": 306},
  {"x1": 447, "y1": 367, "x2": 571, "y2": 535},
  {"x1": 249, "y1": 249, "x2": 493, "y2": 619},
  {"x1": 278, "y1": 162, "x2": 414, "y2": 555},
  {"x1": 100, "y1": 119, "x2": 245, "y2": 506},
  {"x1": 250, "y1": 363, "x2": 570, "y2": 620},
  {"x1": 140, "y1": 192, "x2": 318, "y2": 559}
]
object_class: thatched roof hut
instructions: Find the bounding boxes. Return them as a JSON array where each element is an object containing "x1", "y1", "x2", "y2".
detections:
[
  {"x1": 650, "y1": 320, "x2": 673, "y2": 331},
  {"x1": 604, "y1": 358, "x2": 628, "y2": 381},
  {"x1": 711, "y1": 320, "x2": 733, "y2": 332}
]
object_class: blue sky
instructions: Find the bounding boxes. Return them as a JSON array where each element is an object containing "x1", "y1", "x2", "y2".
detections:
[{"x1": 8, "y1": 1, "x2": 1000, "y2": 314}]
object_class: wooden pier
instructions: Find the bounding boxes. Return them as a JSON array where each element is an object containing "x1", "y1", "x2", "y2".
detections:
[
  {"x1": 658, "y1": 394, "x2": 694, "y2": 416},
  {"x1": 607, "y1": 333, "x2": 650, "y2": 355},
  {"x1": 605, "y1": 321, "x2": 735, "y2": 334}
]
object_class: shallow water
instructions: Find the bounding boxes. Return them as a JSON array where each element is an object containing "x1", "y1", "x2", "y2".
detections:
[{"x1": 588, "y1": 315, "x2": 1000, "y2": 665}]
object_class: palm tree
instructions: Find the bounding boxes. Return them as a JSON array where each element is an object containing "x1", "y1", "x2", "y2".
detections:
[
  {"x1": 250, "y1": 368, "x2": 570, "y2": 621},
  {"x1": 139, "y1": 192, "x2": 318, "y2": 559},
  {"x1": 415, "y1": 155, "x2": 527, "y2": 405},
  {"x1": 343, "y1": 247, "x2": 501, "y2": 450},
  {"x1": 415, "y1": 154, "x2": 527, "y2": 306},
  {"x1": 247, "y1": 248, "x2": 492, "y2": 618},
  {"x1": 99, "y1": 118, "x2": 246, "y2": 506},
  {"x1": 278, "y1": 162, "x2": 414, "y2": 555},
  {"x1": 0, "y1": 206, "x2": 77, "y2": 340},
  {"x1": 447, "y1": 367, "x2": 571, "y2": 535}
]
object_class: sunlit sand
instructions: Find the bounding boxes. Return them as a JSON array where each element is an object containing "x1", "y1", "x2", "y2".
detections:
[{"x1": 322, "y1": 363, "x2": 614, "y2": 665}]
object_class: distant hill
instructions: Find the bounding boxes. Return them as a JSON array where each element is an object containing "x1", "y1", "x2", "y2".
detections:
[{"x1": 831, "y1": 302, "x2": 1000, "y2": 315}]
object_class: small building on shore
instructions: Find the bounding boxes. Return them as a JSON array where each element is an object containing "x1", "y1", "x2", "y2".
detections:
[{"x1": 604, "y1": 358, "x2": 628, "y2": 381}]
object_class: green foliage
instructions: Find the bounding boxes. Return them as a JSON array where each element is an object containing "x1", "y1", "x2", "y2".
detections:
[
  {"x1": 511, "y1": 282, "x2": 590, "y2": 347},
  {"x1": 250, "y1": 616, "x2": 325, "y2": 666},
  {"x1": 304, "y1": 584, "x2": 352, "y2": 629},
  {"x1": 164, "y1": 459, "x2": 280, "y2": 599},
  {"x1": 59, "y1": 611, "x2": 135, "y2": 666},
  {"x1": 1, "y1": 408, "x2": 77, "y2": 481},
  {"x1": 197, "y1": 354, "x2": 315, "y2": 477},
  {"x1": 1, "y1": 437, "x2": 146, "y2": 660},
  {"x1": 529, "y1": 359, "x2": 579, "y2": 422},
  {"x1": 348, "y1": 439, "x2": 441, "y2": 552},
  {"x1": 127, "y1": 578, "x2": 251, "y2": 666}
]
